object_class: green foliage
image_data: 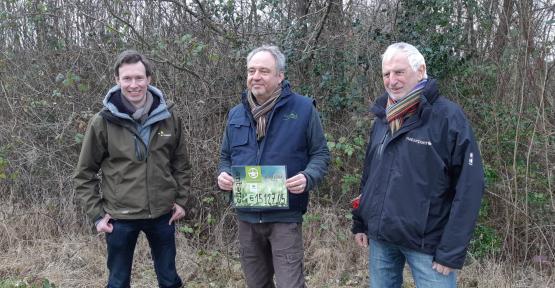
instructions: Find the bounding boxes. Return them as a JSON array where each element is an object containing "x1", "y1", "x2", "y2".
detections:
[
  {"x1": 470, "y1": 199, "x2": 502, "y2": 259},
  {"x1": 374, "y1": 0, "x2": 482, "y2": 79},
  {"x1": 0, "y1": 147, "x2": 15, "y2": 181},
  {"x1": 303, "y1": 212, "x2": 321, "y2": 223},
  {"x1": 483, "y1": 164, "x2": 498, "y2": 186},
  {"x1": 340, "y1": 174, "x2": 360, "y2": 195},
  {"x1": 0, "y1": 156, "x2": 7, "y2": 180},
  {"x1": 527, "y1": 192, "x2": 548, "y2": 206},
  {"x1": 178, "y1": 224, "x2": 194, "y2": 234},
  {"x1": 326, "y1": 127, "x2": 368, "y2": 198},
  {"x1": 470, "y1": 224, "x2": 502, "y2": 259},
  {"x1": 74, "y1": 133, "x2": 84, "y2": 144}
]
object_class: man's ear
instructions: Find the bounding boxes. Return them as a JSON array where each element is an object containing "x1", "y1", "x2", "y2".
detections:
[
  {"x1": 115, "y1": 75, "x2": 120, "y2": 85},
  {"x1": 418, "y1": 64, "x2": 426, "y2": 80}
]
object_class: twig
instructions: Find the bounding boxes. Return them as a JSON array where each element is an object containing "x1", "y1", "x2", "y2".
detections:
[{"x1": 103, "y1": 0, "x2": 151, "y2": 49}]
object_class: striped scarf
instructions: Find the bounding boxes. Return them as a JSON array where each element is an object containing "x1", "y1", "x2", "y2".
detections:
[
  {"x1": 386, "y1": 80, "x2": 427, "y2": 133},
  {"x1": 247, "y1": 85, "x2": 282, "y2": 140}
]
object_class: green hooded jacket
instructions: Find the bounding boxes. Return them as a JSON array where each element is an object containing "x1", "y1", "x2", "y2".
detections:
[{"x1": 73, "y1": 85, "x2": 191, "y2": 223}]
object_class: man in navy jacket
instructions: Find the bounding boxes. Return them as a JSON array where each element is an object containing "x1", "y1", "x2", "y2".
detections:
[
  {"x1": 217, "y1": 45, "x2": 330, "y2": 287},
  {"x1": 352, "y1": 42, "x2": 484, "y2": 287}
]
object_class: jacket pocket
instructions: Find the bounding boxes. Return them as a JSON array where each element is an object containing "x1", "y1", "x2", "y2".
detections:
[{"x1": 229, "y1": 117, "x2": 250, "y2": 147}]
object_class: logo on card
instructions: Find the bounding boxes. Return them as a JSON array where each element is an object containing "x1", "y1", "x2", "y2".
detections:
[{"x1": 245, "y1": 166, "x2": 262, "y2": 182}]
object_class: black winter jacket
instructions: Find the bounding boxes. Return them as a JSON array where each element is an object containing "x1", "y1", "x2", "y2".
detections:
[{"x1": 352, "y1": 79, "x2": 484, "y2": 269}]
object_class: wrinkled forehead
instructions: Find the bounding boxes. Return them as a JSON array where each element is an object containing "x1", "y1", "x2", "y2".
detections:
[{"x1": 382, "y1": 53, "x2": 411, "y2": 71}]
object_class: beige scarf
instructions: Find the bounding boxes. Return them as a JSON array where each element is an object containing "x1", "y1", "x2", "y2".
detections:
[{"x1": 247, "y1": 85, "x2": 282, "y2": 140}]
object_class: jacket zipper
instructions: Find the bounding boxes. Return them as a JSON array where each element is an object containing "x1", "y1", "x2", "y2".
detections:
[
  {"x1": 377, "y1": 115, "x2": 420, "y2": 158},
  {"x1": 252, "y1": 99, "x2": 281, "y2": 224},
  {"x1": 377, "y1": 130, "x2": 388, "y2": 158},
  {"x1": 136, "y1": 124, "x2": 152, "y2": 218}
]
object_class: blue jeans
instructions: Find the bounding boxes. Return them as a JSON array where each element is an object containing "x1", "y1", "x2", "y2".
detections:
[
  {"x1": 105, "y1": 213, "x2": 182, "y2": 288},
  {"x1": 369, "y1": 240, "x2": 456, "y2": 288}
]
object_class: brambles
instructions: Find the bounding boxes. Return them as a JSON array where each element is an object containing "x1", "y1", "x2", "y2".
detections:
[{"x1": 0, "y1": 0, "x2": 553, "y2": 285}]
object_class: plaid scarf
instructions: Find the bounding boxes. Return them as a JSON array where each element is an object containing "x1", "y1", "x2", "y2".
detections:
[
  {"x1": 247, "y1": 84, "x2": 282, "y2": 140},
  {"x1": 386, "y1": 80, "x2": 427, "y2": 133}
]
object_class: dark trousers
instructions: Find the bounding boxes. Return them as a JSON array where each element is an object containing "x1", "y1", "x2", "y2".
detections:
[
  {"x1": 238, "y1": 221, "x2": 305, "y2": 288},
  {"x1": 105, "y1": 213, "x2": 182, "y2": 288}
]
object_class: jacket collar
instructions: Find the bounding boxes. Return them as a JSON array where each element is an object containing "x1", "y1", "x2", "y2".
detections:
[
  {"x1": 371, "y1": 78, "x2": 440, "y2": 120},
  {"x1": 103, "y1": 85, "x2": 169, "y2": 120},
  {"x1": 101, "y1": 85, "x2": 171, "y2": 128},
  {"x1": 240, "y1": 80, "x2": 293, "y2": 119}
]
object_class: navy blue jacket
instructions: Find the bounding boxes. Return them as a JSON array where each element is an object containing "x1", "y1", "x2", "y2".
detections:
[
  {"x1": 219, "y1": 81, "x2": 330, "y2": 223},
  {"x1": 352, "y1": 79, "x2": 484, "y2": 269}
]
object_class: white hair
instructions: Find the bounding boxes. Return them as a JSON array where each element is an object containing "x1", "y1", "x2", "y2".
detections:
[{"x1": 382, "y1": 42, "x2": 428, "y2": 79}]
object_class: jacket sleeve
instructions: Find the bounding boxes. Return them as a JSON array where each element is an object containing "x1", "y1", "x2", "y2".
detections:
[
  {"x1": 301, "y1": 105, "x2": 330, "y2": 192},
  {"x1": 351, "y1": 123, "x2": 375, "y2": 235},
  {"x1": 218, "y1": 116, "x2": 233, "y2": 177},
  {"x1": 73, "y1": 114, "x2": 108, "y2": 224},
  {"x1": 434, "y1": 111, "x2": 485, "y2": 269},
  {"x1": 171, "y1": 114, "x2": 192, "y2": 208}
]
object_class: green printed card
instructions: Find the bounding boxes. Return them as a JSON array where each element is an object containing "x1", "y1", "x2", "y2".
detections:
[{"x1": 231, "y1": 165, "x2": 288, "y2": 209}]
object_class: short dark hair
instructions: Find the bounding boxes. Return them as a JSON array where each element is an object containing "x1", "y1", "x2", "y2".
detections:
[{"x1": 113, "y1": 50, "x2": 153, "y2": 77}]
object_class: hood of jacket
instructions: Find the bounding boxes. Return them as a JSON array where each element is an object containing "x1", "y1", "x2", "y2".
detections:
[{"x1": 102, "y1": 84, "x2": 171, "y2": 124}]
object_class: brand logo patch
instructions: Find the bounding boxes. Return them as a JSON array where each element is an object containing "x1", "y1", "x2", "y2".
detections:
[
  {"x1": 158, "y1": 131, "x2": 172, "y2": 137},
  {"x1": 406, "y1": 137, "x2": 432, "y2": 146},
  {"x1": 469, "y1": 152, "x2": 474, "y2": 166},
  {"x1": 283, "y1": 112, "x2": 298, "y2": 120}
]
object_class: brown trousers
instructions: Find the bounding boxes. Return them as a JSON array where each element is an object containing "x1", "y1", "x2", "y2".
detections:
[{"x1": 238, "y1": 221, "x2": 305, "y2": 288}]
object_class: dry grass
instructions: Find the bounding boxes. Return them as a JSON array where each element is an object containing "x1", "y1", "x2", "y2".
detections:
[{"x1": 0, "y1": 205, "x2": 553, "y2": 288}]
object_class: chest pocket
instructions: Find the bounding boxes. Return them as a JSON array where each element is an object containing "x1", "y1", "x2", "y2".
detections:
[{"x1": 229, "y1": 117, "x2": 251, "y2": 147}]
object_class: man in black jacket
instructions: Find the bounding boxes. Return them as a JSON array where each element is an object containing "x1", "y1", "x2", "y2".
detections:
[{"x1": 352, "y1": 42, "x2": 484, "y2": 287}]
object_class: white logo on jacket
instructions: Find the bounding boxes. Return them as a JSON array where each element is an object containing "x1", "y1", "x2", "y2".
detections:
[
  {"x1": 406, "y1": 137, "x2": 432, "y2": 146},
  {"x1": 158, "y1": 131, "x2": 172, "y2": 137}
]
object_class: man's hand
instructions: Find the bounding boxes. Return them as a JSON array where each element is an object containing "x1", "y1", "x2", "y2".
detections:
[
  {"x1": 432, "y1": 262, "x2": 454, "y2": 275},
  {"x1": 217, "y1": 172, "x2": 234, "y2": 191},
  {"x1": 96, "y1": 213, "x2": 113, "y2": 233},
  {"x1": 169, "y1": 203, "x2": 185, "y2": 225},
  {"x1": 286, "y1": 173, "x2": 307, "y2": 194},
  {"x1": 354, "y1": 233, "x2": 368, "y2": 248}
]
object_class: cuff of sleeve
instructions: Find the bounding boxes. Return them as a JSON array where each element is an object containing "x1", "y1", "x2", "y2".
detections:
[
  {"x1": 433, "y1": 252, "x2": 464, "y2": 270},
  {"x1": 93, "y1": 214, "x2": 103, "y2": 227},
  {"x1": 300, "y1": 171, "x2": 314, "y2": 192},
  {"x1": 351, "y1": 211, "x2": 367, "y2": 234},
  {"x1": 351, "y1": 222, "x2": 366, "y2": 234},
  {"x1": 175, "y1": 198, "x2": 188, "y2": 209},
  {"x1": 218, "y1": 168, "x2": 232, "y2": 177}
]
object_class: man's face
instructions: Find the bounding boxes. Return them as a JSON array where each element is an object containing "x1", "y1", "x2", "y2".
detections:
[
  {"x1": 382, "y1": 53, "x2": 425, "y2": 100},
  {"x1": 115, "y1": 61, "x2": 151, "y2": 108},
  {"x1": 247, "y1": 51, "x2": 284, "y2": 103}
]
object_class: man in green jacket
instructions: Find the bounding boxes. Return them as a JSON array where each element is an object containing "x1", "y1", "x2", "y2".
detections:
[{"x1": 74, "y1": 50, "x2": 190, "y2": 288}]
